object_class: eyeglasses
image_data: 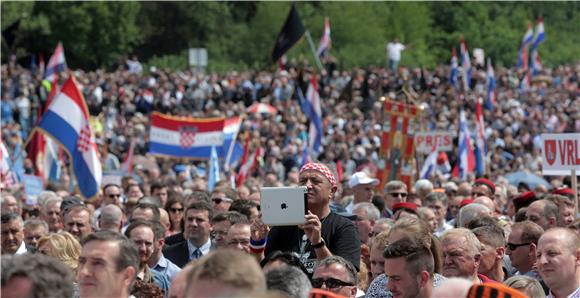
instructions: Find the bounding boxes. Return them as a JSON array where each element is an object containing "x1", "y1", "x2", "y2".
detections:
[
  {"x1": 507, "y1": 242, "x2": 532, "y2": 251},
  {"x1": 312, "y1": 277, "x2": 355, "y2": 289},
  {"x1": 389, "y1": 192, "x2": 408, "y2": 198},
  {"x1": 108, "y1": 194, "x2": 121, "y2": 198},
  {"x1": 212, "y1": 198, "x2": 233, "y2": 205},
  {"x1": 169, "y1": 207, "x2": 184, "y2": 213}
]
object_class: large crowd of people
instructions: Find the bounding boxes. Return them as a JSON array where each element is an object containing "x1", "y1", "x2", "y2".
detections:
[{"x1": 1, "y1": 57, "x2": 579, "y2": 298}]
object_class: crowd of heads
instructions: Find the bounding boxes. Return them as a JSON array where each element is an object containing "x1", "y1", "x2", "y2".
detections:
[{"x1": 1, "y1": 58, "x2": 580, "y2": 297}]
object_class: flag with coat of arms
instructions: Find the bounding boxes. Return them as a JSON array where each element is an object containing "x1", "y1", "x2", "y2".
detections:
[{"x1": 36, "y1": 76, "x2": 102, "y2": 199}]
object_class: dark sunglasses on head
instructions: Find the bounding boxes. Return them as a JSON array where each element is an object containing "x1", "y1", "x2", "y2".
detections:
[
  {"x1": 311, "y1": 277, "x2": 354, "y2": 289},
  {"x1": 507, "y1": 242, "x2": 532, "y2": 251},
  {"x1": 169, "y1": 207, "x2": 184, "y2": 213}
]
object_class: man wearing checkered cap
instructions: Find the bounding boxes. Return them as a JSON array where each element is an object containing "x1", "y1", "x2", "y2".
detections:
[{"x1": 264, "y1": 162, "x2": 361, "y2": 273}]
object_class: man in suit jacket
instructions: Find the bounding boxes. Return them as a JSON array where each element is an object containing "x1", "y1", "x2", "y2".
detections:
[{"x1": 163, "y1": 201, "x2": 215, "y2": 268}]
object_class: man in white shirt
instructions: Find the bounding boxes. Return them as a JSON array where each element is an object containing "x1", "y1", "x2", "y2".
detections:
[
  {"x1": 537, "y1": 228, "x2": 580, "y2": 298},
  {"x1": 386, "y1": 38, "x2": 406, "y2": 72},
  {"x1": 1, "y1": 213, "x2": 28, "y2": 255}
]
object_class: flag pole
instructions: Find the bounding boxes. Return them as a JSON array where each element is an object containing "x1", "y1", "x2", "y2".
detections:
[{"x1": 304, "y1": 30, "x2": 324, "y2": 72}]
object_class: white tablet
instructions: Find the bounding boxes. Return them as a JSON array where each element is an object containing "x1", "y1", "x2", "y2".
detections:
[{"x1": 260, "y1": 186, "x2": 307, "y2": 226}]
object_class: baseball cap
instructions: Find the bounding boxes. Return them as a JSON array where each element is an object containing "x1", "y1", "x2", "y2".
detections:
[{"x1": 348, "y1": 172, "x2": 379, "y2": 188}]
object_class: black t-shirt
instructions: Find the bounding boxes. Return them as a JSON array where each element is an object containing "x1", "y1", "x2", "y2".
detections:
[{"x1": 265, "y1": 212, "x2": 361, "y2": 273}]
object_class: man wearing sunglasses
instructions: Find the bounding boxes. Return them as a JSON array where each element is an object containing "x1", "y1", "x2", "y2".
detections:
[
  {"x1": 383, "y1": 181, "x2": 408, "y2": 218},
  {"x1": 506, "y1": 221, "x2": 544, "y2": 278},
  {"x1": 102, "y1": 183, "x2": 123, "y2": 206},
  {"x1": 312, "y1": 255, "x2": 359, "y2": 298},
  {"x1": 210, "y1": 187, "x2": 237, "y2": 213}
]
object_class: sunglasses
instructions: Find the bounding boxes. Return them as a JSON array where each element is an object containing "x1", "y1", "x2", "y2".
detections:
[
  {"x1": 169, "y1": 207, "x2": 184, "y2": 213},
  {"x1": 108, "y1": 194, "x2": 121, "y2": 198},
  {"x1": 389, "y1": 192, "x2": 408, "y2": 198},
  {"x1": 507, "y1": 242, "x2": 532, "y2": 251},
  {"x1": 212, "y1": 198, "x2": 233, "y2": 205},
  {"x1": 311, "y1": 277, "x2": 354, "y2": 289}
]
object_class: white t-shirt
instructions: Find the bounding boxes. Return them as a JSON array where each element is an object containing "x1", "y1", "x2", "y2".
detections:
[{"x1": 386, "y1": 42, "x2": 406, "y2": 61}]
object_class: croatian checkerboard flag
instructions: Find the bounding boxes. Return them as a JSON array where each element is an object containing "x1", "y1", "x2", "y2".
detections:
[
  {"x1": 149, "y1": 113, "x2": 225, "y2": 159},
  {"x1": 486, "y1": 58, "x2": 496, "y2": 110},
  {"x1": 297, "y1": 77, "x2": 323, "y2": 155},
  {"x1": 44, "y1": 42, "x2": 67, "y2": 82},
  {"x1": 317, "y1": 17, "x2": 331, "y2": 58},
  {"x1": 530, "y1": 17, "x2": 545, "y2": 75},
  {"x1": 460, "y1": 37, "x2": 472, "y2": 91},
  {"x1": 452, "y1": 109, "x2": 475, "y2": 180},
  {"x1": 37, "y1": 77, "x2": 102, "y2": 199},
  {"x1": 517, "y1": 23, "x2": 534, "y2": 70}
]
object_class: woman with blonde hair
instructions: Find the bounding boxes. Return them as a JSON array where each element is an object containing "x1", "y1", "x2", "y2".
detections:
[{"x1": 37, "y1": 231, "x2": 82, "y2": 273}]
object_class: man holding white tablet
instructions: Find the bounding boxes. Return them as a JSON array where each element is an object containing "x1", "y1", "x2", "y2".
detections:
[{"x1": 263, "y1": 162, "x2": 361, "y2": 274}]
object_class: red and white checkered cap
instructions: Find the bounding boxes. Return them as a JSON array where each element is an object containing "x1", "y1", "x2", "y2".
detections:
[{"x1": 299, "y1": 162, "x2": 336, "y2": 188}]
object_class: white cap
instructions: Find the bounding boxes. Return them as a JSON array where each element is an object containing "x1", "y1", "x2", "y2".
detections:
[{"x1": 348, "y1": 171, "x2": 379, "y2": 188}]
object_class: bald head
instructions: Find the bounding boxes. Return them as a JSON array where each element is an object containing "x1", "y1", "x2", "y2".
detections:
[
  {"x1": 99, "y1": 204, "x2": 124, "y2": 232},
  {"x1": 474, "y1": 196, "x2": 496, "y2": 213}
]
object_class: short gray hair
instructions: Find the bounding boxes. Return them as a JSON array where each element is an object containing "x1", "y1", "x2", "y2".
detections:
[
  {"x1": 458, "y1": 203, "x2": 491, "y2": 228},
  {"x1": 316, "y1": 255, "x2": 358, "y2": 285},
  {"x1": 266, "y1": 265, "x2": 312, "y2": 298},
  {"x1": 414, "y1": 179, "x2": 433, "y2": 194},
  {"x1": 99, "y1": 204, "x2": 124, "y2": 230},
  {"x1": 37, "y1": 191, "x2": 59, "y2": 208},
  {"x1": 42, "y1": 197, "x2": 63, "y2": 213},
  {"x1": 23, "y1": 219, "x2": 48, "y2": 232},
  {"x1": 441, "y1": 228, "x2": 481, "y2": 257},
  {"x1": 1, "y1": 253, "x2": 74, "y2": 298},
  {"x1": 353, "y1": 202, "x2": 380, "y2": 221},
  {"x1": 424, "y1": 192, "x2": 448, "y2": 206},
  {"x1": 384, "y1": 180, "x2": 407, "y2": 193}
]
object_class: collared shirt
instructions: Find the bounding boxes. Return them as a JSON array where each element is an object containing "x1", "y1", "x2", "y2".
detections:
[
  {"x1": 15, "y1": 241, "x2": 27, "y2": 255},
  {"x1": 434, "y1": 221, "x2": 454, "y2": 237},
  {"x1": 187, "y1": 238, "x2": 212, "y2": 260},
  {"x1": 151, "y1": 254, "x2": 181, "y2": 282},
  {"x1": 547, "y1": 286, "x2": 580, "y2": 298}
]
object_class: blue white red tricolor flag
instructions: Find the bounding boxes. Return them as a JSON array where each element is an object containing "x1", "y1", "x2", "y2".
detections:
[
  {"x1": 450, "y1": 47, "x2": 459, "y2": 92},
  {"x1": 43, "y1": 42, "x2": 67, "y2": 82},
  {"x1": 37, "y1": 77, "x2": 102, "y2": 199},
  {"x1": 297, "y1": 77, "x2": 323, "y2": 156},
  {"x1": 486, "y1": 58, "x2": 496, "y2": 110},
  {"x1": 223, "y1": 116, "x2": 244, "y2": 169},
  {"x1": 517, "y1": 23, "x2": 534, "y2": 70},
  {"x1": 530, "y1": 17, "x2": 545, "y2": 75},
  {"x1": 1, "y1": 140, "x2": 19, "y2": 188},
  {"x1": 474, "y1": 98, "x2": 486, "y2": 176},
  {"x1": 452, "y1": 109, "x2": 476, "y2": 180},
  {"x1": 460, "y1": 37, "x2": 472, "y2": 92},
  {"x1": 420, "y1": 142, "x2": 440, "y2": 179},
  {"x1": 149, "y1": 113, "x2": 225, "y2": 159},
  {"x1": 317, "y1": 17, "x2": 331, "y2": 58}
]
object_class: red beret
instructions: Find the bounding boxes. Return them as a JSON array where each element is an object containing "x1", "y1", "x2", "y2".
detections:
[
  {"x1": 551, "y1": 188, "x2": 574, "y2": 197},
  {"x1": 473, "y1": 178, "x2": 496, "y2": 193},
  {"x1": 392, "y1": 202, "x2": 418, "y2": 214},
  {"x1": 512, "y1": 191, "x2": 538, "y2": 211},
  {"x1": 460, "y1": 199, "x2": 475, "y2": 208}
]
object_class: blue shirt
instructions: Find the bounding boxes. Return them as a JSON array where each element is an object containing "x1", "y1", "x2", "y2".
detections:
[
  {"x1": 151, "y1": 254, "x2": 182, "y2": 283},
  {"x1": 187, "y1": 238, "x2": 212, "y2": 260}
]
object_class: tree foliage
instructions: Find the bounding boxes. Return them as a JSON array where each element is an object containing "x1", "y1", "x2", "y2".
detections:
[{"x1": 1, "y1": 1, "x2": 578, "y2": 70}]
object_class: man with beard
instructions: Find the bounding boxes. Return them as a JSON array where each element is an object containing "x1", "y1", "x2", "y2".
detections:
[
  {"x1": 125, "y1": 220, "x2": 169, "y2": 294},
  {"x1": 264, "y1": 162, "x2": 360, "y2": 273},
  {"x1": 383, "y1": 238, "x2": 435, "y2": 298}
]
